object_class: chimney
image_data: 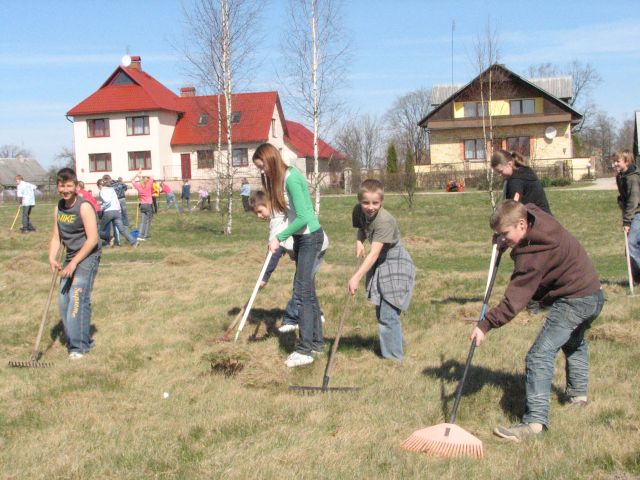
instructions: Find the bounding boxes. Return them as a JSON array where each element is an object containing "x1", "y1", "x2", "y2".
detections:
[
  {"x1": 130, "y1": 56, "x2": 142, "y2": 70},
  {"x1": 180, "y1": 86, "x2": 196, "y2": 97}
]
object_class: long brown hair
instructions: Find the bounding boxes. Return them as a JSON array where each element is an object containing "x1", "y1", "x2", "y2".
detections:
[
  {"x1": 252, "y1": 143, "x2": 288, "y2": 213},
  {"x1": 491, "y1": 149, "x2": 527, "y2": 169}
]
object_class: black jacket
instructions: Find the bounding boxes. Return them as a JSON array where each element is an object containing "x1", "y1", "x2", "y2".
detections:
[
  {"x1": 505, "y1": 166, "x2": 551, "y2": 214},
  {"x1": 616, "y1": 164, "x2": 640, "y2": 226}
]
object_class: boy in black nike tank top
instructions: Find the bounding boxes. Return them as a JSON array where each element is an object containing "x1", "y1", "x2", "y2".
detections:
[{"x1": 48, "y1": 168, "x2": 101, "y2": 360}]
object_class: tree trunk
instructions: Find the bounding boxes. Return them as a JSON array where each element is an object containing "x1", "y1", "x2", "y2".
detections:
[{"x1": 311, "y1": 0, "x2": 320, "y2": 215}]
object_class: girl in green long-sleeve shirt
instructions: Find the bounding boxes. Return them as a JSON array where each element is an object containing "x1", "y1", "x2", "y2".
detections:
[{"x1": 252, "y1": 143, "x2": 325, "y2": 368}]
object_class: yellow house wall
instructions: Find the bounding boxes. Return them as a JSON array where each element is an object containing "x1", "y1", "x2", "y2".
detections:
[{"x1": 429, "y1": 121, "x2": 573, "y2": 165}]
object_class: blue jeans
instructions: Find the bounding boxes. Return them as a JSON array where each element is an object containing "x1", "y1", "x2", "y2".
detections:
[
  {"x1": 165, "y1": 192, "x2": 179, "y2": 211},
  {"x1": 292, "y1": 229, "x2": 324, "y2": 355},
  {"x1": 282, "y1": 249, "x2": 325, "y2": 326},
  {"x1": 138, "y1": 203, "x2": 154, "y2": 240},
  {"x1": 523, "y1": 289, "x2": 604, "y2": 427},
  {"x1": 627, "y1": 215, "x2": 640, "y2": 281},
  {"x1": 59, "y1": 254, "x2": 100, "y2": 353},
  {"x1": 376, "y1": 298, "x2": 404, "y2": 360},
  {"x1": 100, "y1": 210, "x2": 135, "y2": 245},
  {"x1": 118, "y1": 198, "x2": 129, "y2": 226}
]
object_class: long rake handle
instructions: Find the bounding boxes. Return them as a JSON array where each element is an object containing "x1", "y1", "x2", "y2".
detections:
[
  {"x1": 222, "y1": 301, "x2": 248, "y2": 339},
  {"x1": 10, "y1": 205, "x2": 21, "y2": 231},
  {"x1": 234, "y1": 251, "x2": 273, "y2": 342},
  {"x1": 624, "y1": 229, "x2": 635, "y2": 296},
  {"x1": 321, "y1": 293, "x2": 354, "y2": 390},
  {"x1": 31, "y1": 246, "x2": 64, "y2": 361},
  {"x1": 449, "y1": 246, "x2": 504, "y2": 424}
]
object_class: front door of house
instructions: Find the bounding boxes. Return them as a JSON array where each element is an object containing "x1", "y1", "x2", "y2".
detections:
[{"x1": 181, "y1": 153, "x2": 191, "y2": 180}]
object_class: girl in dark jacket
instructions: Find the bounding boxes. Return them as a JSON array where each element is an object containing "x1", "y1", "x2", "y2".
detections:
[{"x1": 491, "y1": 150, "x2": 551, "y2": 214}]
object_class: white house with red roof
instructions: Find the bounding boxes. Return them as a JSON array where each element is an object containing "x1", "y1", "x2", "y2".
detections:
[{"x1": 67, "y1": 56, "x2": 344, "y2": 189}]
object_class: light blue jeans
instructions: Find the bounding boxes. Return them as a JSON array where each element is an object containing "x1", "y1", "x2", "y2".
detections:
[
  {"x1": 138, "y1": 203, "x2": 154, "y2": 240},
  {"x1": 59, "y1": 254, "x2": 100, "y2": 353},
  {"x1": 376, "y1": 298, "x2": 404, "y2": 360},
  {"x1": 627, "y1": 215, "x2": 640, "y2": 281},
  {"x1": 165, "y1": 192, "x2": 179, "y2": 212},
  {"x1": 523, "y1": 289, "x2": 604, "y2": 427},
  {"x1": 282, "y1": 250, "x2": 325, "y2": 327}
]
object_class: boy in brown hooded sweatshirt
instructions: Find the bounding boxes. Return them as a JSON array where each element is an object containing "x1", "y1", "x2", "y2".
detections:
[{"x1": 471, "y1": 200, "x2": 603, "y2": 442}]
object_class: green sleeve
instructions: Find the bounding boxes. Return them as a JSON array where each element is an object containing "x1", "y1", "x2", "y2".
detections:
[{"x1": 277, "y1": 169, "x2": 320, "y2": 241}]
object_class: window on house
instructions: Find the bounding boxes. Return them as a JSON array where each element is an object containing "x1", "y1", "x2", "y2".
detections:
[
  {"x1": 197, "y1": 149, "x2": 214, "y2": 169},
  {"x1": 198, "y1": 113, "x2": 209, "y2": 125},
  {"x1": 271, "y1": 118, "x2": 277, "y2": 137},
  {"x1": 464, "y1": 139, "x2": 486, "y2": 160},
  {"x1": 126, "y1": 116, "x2": 150, "y2": 135},
  {"x1": 89, "y1": 153, "x2": 112, "y2": 172},
  {"x1": 463, "y1": 102, "x2": 488, "y2": 118},
  {"x1": 128, "y1": 151, "x2": 152, "y2": 170},
  {"x1": 87, "y1": 118, "x2": 110, "y2": 138},
  {"x1": 230, "y1": 111, "x2": 241, "y2": 123},
  {"x1": 507, "y1": 136, "x2": 531, "y2": 157},
  {"x1": 510, "y1": 99, "x2": 535, "y2": 115},
  {"x1": 111, "y1": 71, "x2": 135, "y2": 85},
  {"x1": 491, "y1": 138, "x2": 504, "y2": 153},
  {"x1": 232, "y1": 148, "x2": 248, "y2": 167}
]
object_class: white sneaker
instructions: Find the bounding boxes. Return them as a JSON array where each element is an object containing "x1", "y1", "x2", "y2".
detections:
[
  {"x1": 320, "y1": 314, "x2": 325, "y2": 323},
  {"x1": 284, "y1": 352, "x2": 314, "y2": 368},
  {"x1": 278, "y1": 324, "x2": 299, "y2": 333},
  {"x1": 68, "y1": 352, "x2": 84, "y2": 360}
]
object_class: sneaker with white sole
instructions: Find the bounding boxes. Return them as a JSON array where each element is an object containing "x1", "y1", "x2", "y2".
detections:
[
  {"x1": 494, "y1": 423, "x2": 543, "y2": 442},
  {"x1": 320, "y1": 314, "x2": 325, "y2": 323},
  {"x1": 567, "y1": 395, "x2": 588, "y2": 408},
  {"x1": 68, "y1": 352, "x2": 84, "y2": 360},
  {"x1": 284, "y1": 351, "x2": 314, "y2": 368},
  {"x1": 278, "y1": 324, "x2": 299, "y2": 333}
]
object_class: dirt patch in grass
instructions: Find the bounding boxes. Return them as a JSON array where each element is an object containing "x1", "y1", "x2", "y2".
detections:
[
  {"x1": 204, "y1": 346, "x2": 248, "y2": 377},
  {"x1": 163, "y1": 252, "x2": 202, "y2": 266},
  {"x1": 404, "y1": 235, "x2": 436, "y2": 246},
  {"x1": 5, "y1": 254, "x2": 46, "y2": 275}
]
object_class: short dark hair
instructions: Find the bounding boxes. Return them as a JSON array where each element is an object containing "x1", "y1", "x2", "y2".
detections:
[
  {"x1": 57, "y1": 167, "x2": 77, "y2": 184},
  {"x1": 249, "y1": 190, "x2": 269, "y2": 210}
]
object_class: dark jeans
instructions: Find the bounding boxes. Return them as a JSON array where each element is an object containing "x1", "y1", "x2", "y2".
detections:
[
  {"x1": 118, "y1": 197, "x2": 129, "y2": 226},
  {"x1": 21, "y1": 205, "x2": 35, "y2": 231},
  {"x1": 523, "y1": 289, "x2": 605, "y2": 427},
  {"x1": 100, "y1": 210, "x2": 135, "y2": 245},
  {"x1": 242, "y1": 195, "x2": 250, "y2": 212},
  {"x1": 282, "y1": 249, "x2": 325, "y2": 327},
  {"x1": 292, "y1": 229, "x2": 324, "y2": 355},
  {"x1": 152, "y1": 196, "x2": 158, "y2": 214}
]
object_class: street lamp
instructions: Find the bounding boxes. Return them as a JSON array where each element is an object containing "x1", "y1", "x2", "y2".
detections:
[{"x1": 587, "y1": 162, "x2": 592, "y2": 179}]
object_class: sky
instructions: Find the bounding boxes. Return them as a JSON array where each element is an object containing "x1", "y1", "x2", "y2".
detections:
[{"x1": 1, "y1": 0, "x2": 639, "y2": 168}]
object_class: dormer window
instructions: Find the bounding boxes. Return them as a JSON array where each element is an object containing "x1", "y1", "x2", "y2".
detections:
[
  {"x1": 230, "y1": 111, "x2": 241, "y2": 123},
  {"x1": 271, "y1": 118, "x2": 277, "y2": 137},
  {"x1": 198, "y1": 113, "x2": 209, "y2": 125},
  {"x1": 510, "y1": 99, "x2": 535, "y2": 115},
  {"x1": 463, "y1": 101, "x2": 488, "y2": 118},
  {"x1": 111, "y1": 71, "x2": 135, "y2": 85}
]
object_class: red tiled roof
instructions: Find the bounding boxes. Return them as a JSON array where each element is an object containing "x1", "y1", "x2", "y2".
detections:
[
  {"x1": 284, "y1": 121, "x2": 344, "y2": 159},
  {"x1": 171, "y1": 91, "x2": 286, "y2": 146},
  {"x1": 67, "y1": 66, "x2": 181, "y2": 116}
]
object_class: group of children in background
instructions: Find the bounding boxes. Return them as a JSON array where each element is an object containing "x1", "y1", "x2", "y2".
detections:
[{"x1": 42, "y1": 144, "x2": 636, "y2": 442}]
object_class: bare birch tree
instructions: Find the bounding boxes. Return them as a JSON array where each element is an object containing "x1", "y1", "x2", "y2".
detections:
[
  {"x1": 471, "y1": 20, "x2": 501, "y2": 208},
  {"x1": 335, "y1": 114, "x2": 383, "y2": 171},
  {"x1": 181, "y1": 0, "x2": 261, "y2": 233},
  {"x1": 280, "y1": 0, "x2": 350, "y2": 214},
  {"x1": 385, "y1": 88, "x2": 432, "y2": 165}
]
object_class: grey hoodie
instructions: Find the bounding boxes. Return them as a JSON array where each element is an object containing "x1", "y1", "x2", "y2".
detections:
[{"x1": 616, "y1": 164, "x2": 640, "y2": 226}]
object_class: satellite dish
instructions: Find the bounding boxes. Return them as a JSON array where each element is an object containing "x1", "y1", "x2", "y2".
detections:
[
  {"x1": 121, "y1": 55, "x2": 132, "y2": 67},
  {"x1": 544, "y1": 126, "x2": 557, "y2": 140}
]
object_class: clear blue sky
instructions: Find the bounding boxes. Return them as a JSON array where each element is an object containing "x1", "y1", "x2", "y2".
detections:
[{"x1": 1, "y1": 0, "x2": 638, "y2": 167}]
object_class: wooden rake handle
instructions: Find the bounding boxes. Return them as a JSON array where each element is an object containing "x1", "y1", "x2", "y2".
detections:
[{"x1": 321, "y1": 293, "x2": 355, "y2": 390}]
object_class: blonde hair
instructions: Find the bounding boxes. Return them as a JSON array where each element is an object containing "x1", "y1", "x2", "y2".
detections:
[
  {"x1": 490, "y1": 200, "x2": 528, "y2": 232},
  {"x1": 491, "y1": 149, "x2": 527, "y2": 169},
  {"x1": 358, "y1": 178, "x2": 385, "y2": 201},
  {"x1": 252, "y1": 143, "x2": 288, "y2": 213},
  {"x1": 139, "y1": 176, "x2": 150, "y2": 188},
  {"x1": 613, "y1": 149, "x2": 634, "y2": 166}
]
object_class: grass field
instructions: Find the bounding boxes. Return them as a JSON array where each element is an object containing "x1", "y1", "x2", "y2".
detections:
[{"x1": 1, "y1": 190, "x2": 639, "y2": 479}]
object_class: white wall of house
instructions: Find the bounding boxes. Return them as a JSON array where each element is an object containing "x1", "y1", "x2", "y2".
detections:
[{"x1": 73, "y1": 110, "x2": 178, "y2": 186}]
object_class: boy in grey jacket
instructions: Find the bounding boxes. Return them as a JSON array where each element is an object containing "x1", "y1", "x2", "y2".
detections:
[{"x1": 614, "y1": 149, "x2": 640, "y2": 282}]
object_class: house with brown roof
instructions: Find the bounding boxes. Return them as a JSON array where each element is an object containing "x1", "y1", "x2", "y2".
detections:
[
  {"x1": 67, "y1": 56, "x2": 343, "y2": 189},
  {"x1": 418, "y1": 64, "x2": 592, "y2": 181}
]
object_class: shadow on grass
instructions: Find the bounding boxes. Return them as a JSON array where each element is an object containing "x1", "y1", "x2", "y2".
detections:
[
  {"x1": 600, "y1": 278, "x2": 632, "y2": 288},
  {"x1": 46, "y1": 320, "x2": 98, "y2": 352},
  {"x1": 422, "y1": 357, "x2": 564, "y2": 420},
  {"x1": 430, "y1": 296, "x2": 484, "y2": 305}
]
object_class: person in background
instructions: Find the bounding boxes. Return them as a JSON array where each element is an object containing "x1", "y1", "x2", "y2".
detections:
[
  {"x1": 76, "y1": 181, "x2": 101, "y2": 217},
  {"x1": 110, "y1": 176, "x2": 130, "y2": 226},
  {"x1": 131, "y1": 169, "x2": 154, "y2": 243},
  {"x1": 160, "y1": 180, "x2": 180, "y2": 212},
  {"x1": 181, "y1": 179, "x2": 191, "y2": 213},
  {"x1": 240, "y1": 177, "x2": 251, "y2": 212},
  {"x1": 151, "y1": 179, "x2": 161, "y2": 214},
  {"x1": 97, "y1": 178, "x2": 137, "y2": 247},
  {"x1": 613, "y1": 149, "x2": 640, "y2": 283},
  {"x1": 197, "y1": 186, "x2": 211, "y2": 210},
  {"x1": 15, "y1": 175, "x2": 37, "y2": 233}
]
